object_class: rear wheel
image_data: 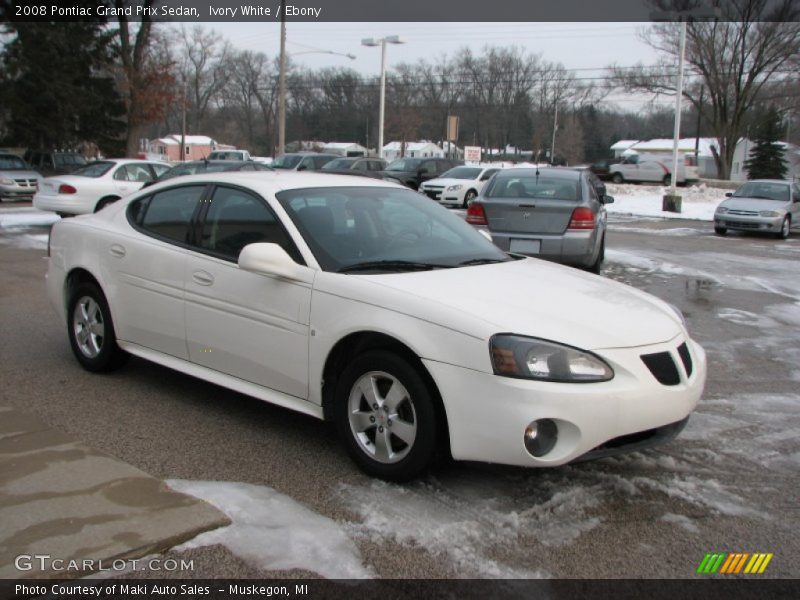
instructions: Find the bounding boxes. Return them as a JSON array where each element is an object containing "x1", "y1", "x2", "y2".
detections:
[
  {"x1": 611, "y1": 173, "x2": 624, "y2": 184},
  {"x1": 662, "y1": 174, "x2": 672, "y2": 186},
  {"x1": 714, "y1": 226, "x2": 727, "y2": 236},
  {"x1": 334, "y1": 350, "x2": 438, "y2": 482},
  {"x1": 587, "y1": 236, "x2": 605, "y2": 274},
  {"x1": 67, "y1": 282, "x2": 128, "y2": 372},
  {"x1": 463, "y1": 189, "x2": 478, "y2": 208},
  {"x1": 777, "y1": 216, "x2": 790, "y2": 239}
]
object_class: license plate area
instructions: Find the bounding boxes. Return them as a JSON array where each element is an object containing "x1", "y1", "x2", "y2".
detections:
[{"x1": 510, "y1": 239, "x2": 541, "y2": 254}]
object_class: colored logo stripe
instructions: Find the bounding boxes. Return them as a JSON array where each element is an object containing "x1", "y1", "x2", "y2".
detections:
[{"x1": 697, "y1": 552, "x2": 773, "y2": 574}]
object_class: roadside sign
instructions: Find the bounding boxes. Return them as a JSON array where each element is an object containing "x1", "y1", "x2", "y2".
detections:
[{"x1": 464, "y1": 146, "x2": 481, "y2": 162}]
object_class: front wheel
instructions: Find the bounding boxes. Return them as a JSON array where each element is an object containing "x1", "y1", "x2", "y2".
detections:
[
  {"x1": 463, "y1": 189, "x2": 477, "y2": 208},
  {"x1": 334, "y1": 350, "x2": 438, "y2": 482},
  {"x1": 714, "y1": 226, "x2": 727, "y2": 236},
  {"x1": 67, "y1": 282, "x2": 128, "y2": 372},
  {"x1": 777, "y1": 216, "x2": 790, "y2": 239}
]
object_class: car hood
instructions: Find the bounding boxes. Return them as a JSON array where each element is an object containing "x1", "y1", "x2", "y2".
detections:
[
  {"x1": 348, "y1": 258, "x2": 683, "y2": 350},
  {"x1": 0, "y1": 170, "x2": 41, "y2": 179},
  {"x1": 719, "y1": 198, "x2": 788, "y2": 212},
  {"x1": 421, "y1": 178, "x2": 471, "y2": 188}
]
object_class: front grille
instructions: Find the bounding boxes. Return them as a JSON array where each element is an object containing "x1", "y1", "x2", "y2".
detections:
[
  {"x1": 424, "y1": 189, "x2": 442, "y2": 200},
  {"x1": 13, "y1": 178, "x2": 38, "y2": 188},
  {"x1": 677, "y1": 342, "x2": 693, "y2": 377},
  {"x1": 727, "y1": 209, "x2": 759, "y2": 216},
  {"x1": 641, "y1": 351, "x2": 680, "y2": 386},
  {"x1": 727, "y1": 220, "x2": 760, "y2": 229}
]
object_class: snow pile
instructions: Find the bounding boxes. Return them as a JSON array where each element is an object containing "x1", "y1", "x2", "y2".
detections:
[
  {"x1": 0, "y1": 210, "x2": 59, "y2": 229},
  {"x1": 605, "y1": 183, "x2": 727, "y2": 221},
  {"x1": 167, "y1": 479, "x2": 373, "y2": 579}
]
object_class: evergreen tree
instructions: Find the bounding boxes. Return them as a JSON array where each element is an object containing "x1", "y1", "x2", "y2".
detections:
[
  {"x1": 745, "y1": 107, "x2": 788, "y2": 180},
  {"x1": 0, "y1": 13, "x2": 125, "y2": 153}
]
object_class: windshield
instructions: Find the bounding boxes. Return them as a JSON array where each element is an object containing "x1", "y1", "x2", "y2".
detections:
[
  {"x1": 54, "y1": 154, "x2": 87, "y2": 167},
  {"x1": 0, "y1": 155, "x2": 28, "y2": 170},
  {"x1": 732, "y1": 182, "x2": 790, "y2": 202},
  {"x1": 277, "y1": 186, "x2": 511, "y2": 273},
  {"x1": 385, "y1": 159, "x2": 422, "y2": 172},
  {"x1": 485, "y1": 175, "x2": 580, "y2": 201},
  {"x1": 440, "y1": 167, "x2": 482, "y2": 180},
  {"x1": 321, "y1": 158, "x2": 354, "y2": 171},
  {"x1": 272, "y1": 155, "x2": 304, "y2": 169},
  {"x1": 70, "y1": 161, "x2": 114, "y2": 177}
]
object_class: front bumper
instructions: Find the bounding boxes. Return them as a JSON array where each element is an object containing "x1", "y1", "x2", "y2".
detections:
[
  {"x1": 423, "y1": 336, "x2": 706, "y2": 467},
  {"x1": 0, "y1": 185, "x2": 37, "y2": 200},
  {"x1": 715, "y1": 213, "x2": 784, "y2": 233}
]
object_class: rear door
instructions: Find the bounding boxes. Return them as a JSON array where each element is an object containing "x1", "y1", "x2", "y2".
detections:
[{"x1": 483, "y1": 176, "x2": 582, "y2": 235}]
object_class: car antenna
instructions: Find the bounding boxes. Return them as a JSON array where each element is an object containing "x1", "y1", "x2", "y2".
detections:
[{"x1": 535, "y1": 164, "x2": 540, "y2": 185}]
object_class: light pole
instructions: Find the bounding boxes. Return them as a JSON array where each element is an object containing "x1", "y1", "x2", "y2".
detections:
[
  {"x1": 275, "y1": 12, "x2": 354, "y2": 156},
  {"x1": 361, "y1": 36, "x2": 404, "y2": 158}
]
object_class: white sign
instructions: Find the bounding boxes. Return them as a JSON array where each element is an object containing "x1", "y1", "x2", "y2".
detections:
[{"x1": 464, "y1": 146, "x2": 481, "y2": 163}]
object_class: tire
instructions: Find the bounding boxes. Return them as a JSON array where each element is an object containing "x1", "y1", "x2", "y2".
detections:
[
  {"x1": 67, "y1": 282, "x2": 128, "y2": 372},
  {"x1": 95, "y1": 196, "x2": 120, "y2": 212},
  {"x1": 714, "y1": 226, "x2": 727, "y2": 236},
  {"x1": 463, "y1": 189, "x2": 478, "y2": 208},
  {"x1": 662, "y1": 174, "x2": 672, "y2": 186},
  {"x1": 334, "y1": 350, "x2": 439, "y2": 482},
  {"x1": 611, "y1": 173, "x2": 624, "y2": 184},
  {"x1": 587, "y1": 235, "x2": 605, "y2": 274},
  {"x1": 777, "y1": 216, "x2": 790, "y2": 240}
]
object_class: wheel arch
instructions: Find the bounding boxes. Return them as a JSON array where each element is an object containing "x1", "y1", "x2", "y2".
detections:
[
  {"x1": 320, "y1": 330, "x2": 451, "y2": 451},
  {"x1": 64, "y1": 267, "x2": 108, "y2": 317},
  {"x1": 95, "y1": 195, "x2": 121, "y2": 212}
]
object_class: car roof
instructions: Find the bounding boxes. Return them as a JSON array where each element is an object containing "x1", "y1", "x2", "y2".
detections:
[{"x1": 141, "y1": 170, "x2": 402, "y2": 196}]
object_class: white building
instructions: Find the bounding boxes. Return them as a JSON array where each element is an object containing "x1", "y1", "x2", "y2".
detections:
[
  {"x1": 731, "y1": 140, "x2": 800, "y2": 182},
  {"x1": 382, "y1": 141, "x2": 443, "y2": 161},
  {"x1": 610, "y1": 140, "x2": 639, "y2": 158},
  {"x1": 322, "y1": 142, "x2": 369, "y2": 157}
]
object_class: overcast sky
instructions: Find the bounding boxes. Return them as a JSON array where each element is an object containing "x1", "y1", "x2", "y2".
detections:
[{"x1": 209, "y1": 22, "x2": 671, "y2": 111}]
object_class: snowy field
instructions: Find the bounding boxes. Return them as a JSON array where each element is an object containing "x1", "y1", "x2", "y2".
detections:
[{"x1": 605, "y1": 183, "x2": 727, "y2": 221}]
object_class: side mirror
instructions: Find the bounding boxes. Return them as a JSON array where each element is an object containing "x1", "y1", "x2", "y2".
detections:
[
  {"x1": 603, "y1": 195, "x2": 615, "y2": 204},
  {"x1": 725, "y1": 192, "x2": 733, "y2": 197},
  {"x1": 238, "y1": 243, "x2": 313, "y2": 283}
]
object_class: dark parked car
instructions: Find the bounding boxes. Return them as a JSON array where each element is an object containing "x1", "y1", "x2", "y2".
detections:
[
  {"x1": 271, "y1": 153, "x2": 338, "y2": 171},
  {"x1": 142, "y1": 160, "x2": 271, "y2": 188},
  {"x1": 320, "y1": 157, "x2": 387, "y2": 178},
  {"x1": 588, "y1": 158, "x2": 615, "y2": 181},
  {"x1": 466, "y1": 167, "x2": 614, "y2": 272},
  {"x1": 381, "y1": 157, "x2": 463, "y2": 190},
  {"x1": 24, "y1": 150, "x2": 87, "y2": 177}
]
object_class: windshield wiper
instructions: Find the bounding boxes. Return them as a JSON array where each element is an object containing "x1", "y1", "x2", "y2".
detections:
[
  {"x1": 458, "y1": 258, "x2": 507, "y2": 266},
  {"x1": 339, "y1": 260, "x2": 452, "y2": 273}
]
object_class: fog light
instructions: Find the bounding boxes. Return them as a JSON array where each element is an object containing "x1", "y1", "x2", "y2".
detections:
[{"x1": 524, "y1": 419, "x2": 558, "y2": 457}]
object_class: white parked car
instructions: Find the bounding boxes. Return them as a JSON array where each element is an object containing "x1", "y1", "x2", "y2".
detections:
[
  {"x1": 33, "y1": 159, "x2": 171, "y2": 216},
  {"x1": 420, "y1": 165, "x2": 502, "y2": 208},
  {"x1": 46, "y1": 172, "x2": 706, "y2": 481},
  {"x1": 609, "y1": 153, "x2": 687, "y2": 186}
]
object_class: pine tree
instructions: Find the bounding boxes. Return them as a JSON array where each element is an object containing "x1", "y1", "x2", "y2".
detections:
[
  {"x1": 0, "y1": 14, "x2": 125, "y2": 153},
  {"x1": 745, "y1": 107, "x2": 788, "y2": 180}
]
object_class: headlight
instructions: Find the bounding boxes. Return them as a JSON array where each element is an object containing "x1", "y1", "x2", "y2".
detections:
[
  {"x1": 489, "y1": 335, "x2": 613, "y2": 383},
  {"x1": 715, "y1": 207, "x2": 728, "y2": 214},
  {"x1": 446, "y1": 184, "x2": 463, "y2": 192},
  {"x1": 0, "y1": 178, "x2": 14, "y2": 185},
  {"x1": 759, "y1": 210, "x2": 781, "y2": 217}
]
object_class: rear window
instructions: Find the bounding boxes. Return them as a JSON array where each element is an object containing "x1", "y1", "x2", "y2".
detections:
[{"x1": 486, "y1": 176, "x2": 580, "y2": 201}]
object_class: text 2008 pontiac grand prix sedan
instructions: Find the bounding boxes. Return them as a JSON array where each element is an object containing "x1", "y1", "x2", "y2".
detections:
[{"x1": 45, "y1": 172, "x2": 706, "y2": 481}]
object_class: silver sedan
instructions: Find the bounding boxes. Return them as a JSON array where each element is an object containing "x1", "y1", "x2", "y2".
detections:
[
  {"x1": 714, "y1": 179, "x2": 800, "y2": 239},
  {"x1": 466, "y1": 168, "x2": 613, "y2": 272}
]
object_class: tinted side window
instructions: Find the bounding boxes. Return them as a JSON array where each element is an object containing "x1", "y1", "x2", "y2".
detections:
[
  {"x1": 140, "y1": 185, "x2": 205, "y2": 244},
  {"x1": 199, "y1": 186, "x2": 302, "y2": 263}
]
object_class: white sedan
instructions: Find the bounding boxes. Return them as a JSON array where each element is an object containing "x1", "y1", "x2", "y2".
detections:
[
  {"x1": 46, "y1": 172, "x2": 706, "y2": 481},
  {"x1": 34, "y1": 159, "x2": 171, "y2": 215},
  {"x1": 420, "y1": 165, "x2": 503, "y2": 208}
]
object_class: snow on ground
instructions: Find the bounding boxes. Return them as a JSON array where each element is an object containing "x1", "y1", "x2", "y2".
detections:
[
  {"x1": 166, "y1": 479, "x2": 373, "y2": 579},
  {"x1": 0, "y1": 210, "x2": 59, "y2": 229},
  {"x1": 605, "y1": 183, "x2": 726, "y2": 221},
  {"x1": 0, "y1": 232, "x2": 48, "y2": 250}
]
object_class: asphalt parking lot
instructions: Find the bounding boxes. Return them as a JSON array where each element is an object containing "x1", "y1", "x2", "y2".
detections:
[{"x1": 1, "y1": 201, "x2": 799, "y2": 580}]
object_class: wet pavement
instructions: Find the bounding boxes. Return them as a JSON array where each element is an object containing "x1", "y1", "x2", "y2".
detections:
[{"x1": 1, "y1": 202, "x2": 799, "y2": 579}]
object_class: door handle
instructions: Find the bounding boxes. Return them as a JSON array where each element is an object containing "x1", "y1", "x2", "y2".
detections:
[
  {"x1": 109, "y1": 244, "x2": 126, "y2": 258},
  {"x1": 192, "y1": 270, "x2": 214, "y2": 286}
]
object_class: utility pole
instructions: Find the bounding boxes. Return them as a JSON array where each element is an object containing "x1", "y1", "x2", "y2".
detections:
[
  {"x1": 180, "y1": 77, "x2": 187, "y2": 162},
  {"x1": 277, "y1": 3, "x2": 287, "y2": 156},
  {"x1": 694, "y1": 85, "x2": 704, "y2": 162},
  {"x1": 551, "y1": 102, "x2": 558, "y2": 165}
]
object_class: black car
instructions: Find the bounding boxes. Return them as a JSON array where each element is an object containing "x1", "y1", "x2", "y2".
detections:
[
  {"x1": 24, "y1": 150, "x2": 88, "y2": 177},
  {"x1": 588, "y1": 158, "x2": 615, "y2": 181},
  {"x1": 320, "y1": 157, "x2": 387, "y2": 179},
  {"x1": 142, "y1": 159, "x2": 271, "y2": 188},
  {"x1": 380, "y1": 157, "x2": 463, "y2": 190}
]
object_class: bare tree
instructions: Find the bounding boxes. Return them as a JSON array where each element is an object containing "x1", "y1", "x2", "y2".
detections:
[
  {"x1": 611, "y1": 0, "x2": 800, "y2": 179},
  {"x1": 178, "y1": 26, "x2": 232, "y2": 132}
]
